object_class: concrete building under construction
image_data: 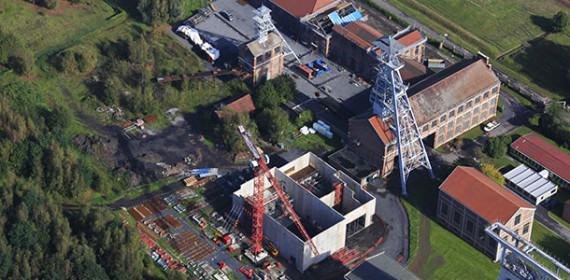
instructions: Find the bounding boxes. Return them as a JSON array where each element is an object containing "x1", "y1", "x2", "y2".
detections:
[{"x1": 232, "y1": 153, "x2": 376, "y2": 272}]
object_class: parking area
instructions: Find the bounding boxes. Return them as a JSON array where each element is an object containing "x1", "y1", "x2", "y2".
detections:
[{"x1": 185, "y1": 0, "x2": 372, "y2": 133}]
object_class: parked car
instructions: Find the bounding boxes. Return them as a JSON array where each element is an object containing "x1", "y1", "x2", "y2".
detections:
[
  {"x1": 483, "y1": 121, "x2": 501, "y2": 132},
  {"x1": 220, "y1": 10, "x2": 233, "y2": 21}
]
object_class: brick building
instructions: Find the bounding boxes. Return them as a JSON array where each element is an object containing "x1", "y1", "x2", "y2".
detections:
[
  {"x1": 238, "y1": 32, "x2": 284, "y2": 85},
  {"x1": 437, "y1": 166, "x2": 535, "y2": 261},
  {"x1": 510, "y1": 133, "x2": 570, "y2": 188},
  {"x1": 330, "y1": 23, "x2": 428, "y2": 83},
  {"x1": 214, "y1": 94, "x2": 256, "y2": 119},
  {"x1": 345, "y1": 56, "x2": 500, "y2": 178},
  {"x1": 410, "y1": 56, "x2": 500, "y2": 148},
  {"x1": 348, "y1": 114, "x2": 396, "y2": 178},
  {"x1": 259, "y1": 0, "x2": 359, "y2": 55}
]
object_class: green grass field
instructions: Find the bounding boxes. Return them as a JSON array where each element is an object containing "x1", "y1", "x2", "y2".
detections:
[
  {"x1": 386, "y1": 0, "x2": 566, "y2": 56},
  {"x1": 402, "y1": 174, "x2": 499, "y2": 279},
  {"x1": 532, "y1": 222, "x2": 570, "y2": 266},
  {"x1": 0, "y1": 0, "x2": 125, "y2": 57},
  {"x1": 384, "y1": 0, "x2": 570, "y2": 100}
]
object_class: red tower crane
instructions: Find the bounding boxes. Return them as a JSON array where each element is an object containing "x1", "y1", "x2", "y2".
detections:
[{"x1": 237, "y1": 125, "x2": 320, "y2": 257}]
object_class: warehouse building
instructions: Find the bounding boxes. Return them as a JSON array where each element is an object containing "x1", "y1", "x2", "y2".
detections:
[
  {"x1": 232, "y1": 152, "x2": 376, "y2": 272},
  {"x1": 510, "y1": 133, "x2": 570, "y2": 188},
  {"x1": 504, "y1": 164, "x2": 558, "y2": 205},
  {"x1": 437, "y1": 166, "x2": 535, "y2": 261}
]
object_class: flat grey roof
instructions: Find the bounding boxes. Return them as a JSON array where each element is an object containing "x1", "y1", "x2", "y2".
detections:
[
  {"x1": 504, "y1": 164, "x2": 557, "y2": 198},
  {"x1": 345, "y1": 253, "x2": 420, "y2": 280}
]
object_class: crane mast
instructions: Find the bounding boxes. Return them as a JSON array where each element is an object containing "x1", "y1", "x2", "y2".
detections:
[{"x1": 237, "y1": 126, "x2": 319, "y2": 256}]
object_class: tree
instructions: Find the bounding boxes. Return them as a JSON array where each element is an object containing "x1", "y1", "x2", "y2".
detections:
[
  {"x1": 552, "y1": 11, "x2": 568, "y2": 33},
  {"x1": 257, "y1": 108, "x2": 292, "y2": 143},
  {"x1": 253, "y1": 76, "x2": 297, "y2": 108},
  {"x1": 254, "y1": 82, "x2": 281, "y2": 108},
  {"x1": 484, "y1": 136, "x2": 511, "y2": 158},
  {"x1": 481, "y1": 163, "x2": 505, "y2": 185},
  {"x1": 44, "y1": 106, "x2": 71, "y2": 132},
  {"x1": 219, "y1": 112, "x2": 256, "y2": 154},
  {"x1": 539, "y1": 104, "x2": 570, "y2": 148},
  {"x1": 270, "y1": 75, "x2": 296, "y2": 102}
]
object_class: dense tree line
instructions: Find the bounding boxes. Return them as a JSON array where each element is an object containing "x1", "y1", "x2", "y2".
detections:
[
  {"x1": 0, "y1": 81, "x2": 148, "y2": 279},
  {"x1": 136, "y1": 0, "x2": 184, "y2": 24},
  {"x1": 252, "y1": 76, "x2": 297, "y2": 143},
  {"x1": 539, "y1": 104, "x2": 570, "y2": 148}
]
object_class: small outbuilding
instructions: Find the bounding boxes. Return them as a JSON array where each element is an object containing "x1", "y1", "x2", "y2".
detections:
[{"x1": 504, "y1": 164, "x2": 558, "y2": 205}]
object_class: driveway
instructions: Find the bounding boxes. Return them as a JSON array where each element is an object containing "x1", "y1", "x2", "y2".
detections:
[
  {"x1": 535, "y1": 206, "x2": 570, "y2": 244},
  {"x1": 367, "y1": 183, "x2": 409, "y2": 263},
  {"x1": 488, "y1": 91, "x2": 534, "y2": 137}
]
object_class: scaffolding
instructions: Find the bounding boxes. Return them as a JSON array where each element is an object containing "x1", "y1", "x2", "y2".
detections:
[{"x1": 369, "y1": 33, "x2": 434, "y2": 195}]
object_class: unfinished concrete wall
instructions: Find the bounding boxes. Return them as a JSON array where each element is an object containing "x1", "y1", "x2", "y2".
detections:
[
  {"x1": 275, "y1": 168, "x2": 344, "y2": 229},
  {"x1": 300, "y1": 221, "x2": 345, "y2": 271},
  {"x1": 264, "y1": 214, "x2": 305, "y2": 269}
]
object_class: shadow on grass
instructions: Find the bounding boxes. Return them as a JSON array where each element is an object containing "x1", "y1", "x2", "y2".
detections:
[
  {"x1": 530, "y1": 15, "x2": 554, "y2": 33},
  {"x1": 509, "y1": 38, "x2": 570, "y2": 100}
]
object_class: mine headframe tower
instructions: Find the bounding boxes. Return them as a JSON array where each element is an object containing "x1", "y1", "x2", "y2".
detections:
[{"x1": 369, "y1": 32, "x2": 434, "y2": 195}]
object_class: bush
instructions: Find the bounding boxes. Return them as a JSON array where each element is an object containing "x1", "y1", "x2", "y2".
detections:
[
  {"x1": 54, "y1": 48, "x2": 97, "y2": 74},
  {"x1": 552, "y1": 11, "x2": 568, "y2": 33},
  {"x1": 256, "y1": 108, "x2": 293, "y2": 143},
  {"x1": 484, "y1": 136, "x2": 512, "y2": 158},
  {"x1": 540, "y1": 104, "x2": 570, "y2": 148},
  {"x1": 253, "y1": 75, "x2": 297, "y2": 109},
  {"x1": 481, "y1": 163, "x2": 505, "y2": 185},
  {"x1": 0, "y1": 29, "x2": 34, "y2": 75}
]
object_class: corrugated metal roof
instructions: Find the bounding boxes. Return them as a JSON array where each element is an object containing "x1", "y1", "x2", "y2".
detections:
[{"x1": 504, "y1": 164, "x2": 557, "y2": 198}]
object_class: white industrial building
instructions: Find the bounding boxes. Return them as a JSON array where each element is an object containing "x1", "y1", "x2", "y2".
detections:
[
  {"x1": 504, "y1": 164, "x2": 558, "y2": 205},
  {"x1": 232, "y1": 152, "x2": 376, "y2": 272}
]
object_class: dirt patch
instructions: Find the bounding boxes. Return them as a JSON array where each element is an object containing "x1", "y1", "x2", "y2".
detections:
[{"x1": 409, "y1": 215, "x2": 431, "y2": 274}]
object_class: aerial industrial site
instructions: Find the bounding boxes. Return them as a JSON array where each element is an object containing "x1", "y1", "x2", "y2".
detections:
[{"x1": 1, "y1": 0, "x2": 570, "y2": 279}]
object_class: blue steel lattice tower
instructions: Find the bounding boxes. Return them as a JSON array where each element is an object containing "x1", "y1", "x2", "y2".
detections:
[{"x1": 369, "y1": 34, "x2": 434, "y2": 195}]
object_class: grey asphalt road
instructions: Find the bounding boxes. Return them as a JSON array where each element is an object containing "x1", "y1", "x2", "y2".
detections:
[
  {"x1": 488, "y1": 91, "x2": 534, "y2": 137},
  {"x1": 367, "y1": 184, "x2": 409, "y2": 263}
]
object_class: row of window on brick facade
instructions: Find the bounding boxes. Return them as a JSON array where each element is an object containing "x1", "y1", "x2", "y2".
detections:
[{"x1": 421, "y1": 86, "x2": 499, "y2": 133}]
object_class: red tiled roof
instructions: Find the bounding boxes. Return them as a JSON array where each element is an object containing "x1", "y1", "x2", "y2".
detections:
[
  {"x1": 368, "y1": 115, "x2": 395, "y2": 145},
  {"x1": 395, "y1": 30, "x2": 424, "y2": 47},
  {"x1": 271, "y1": 0, "x2": 336, "y2": 18},
  {"x1": 440, "y1": 166, "x2": 534, "y2": 224},
  {"x1": 215, "y1": 94, "x2": 255, "y2": 118},
  {"x1": 511, "y1": 133, "x2": 570, "y2": 183},
  {"x1": 332, "y1": 21, "x2": 383, "y2": 50}
]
